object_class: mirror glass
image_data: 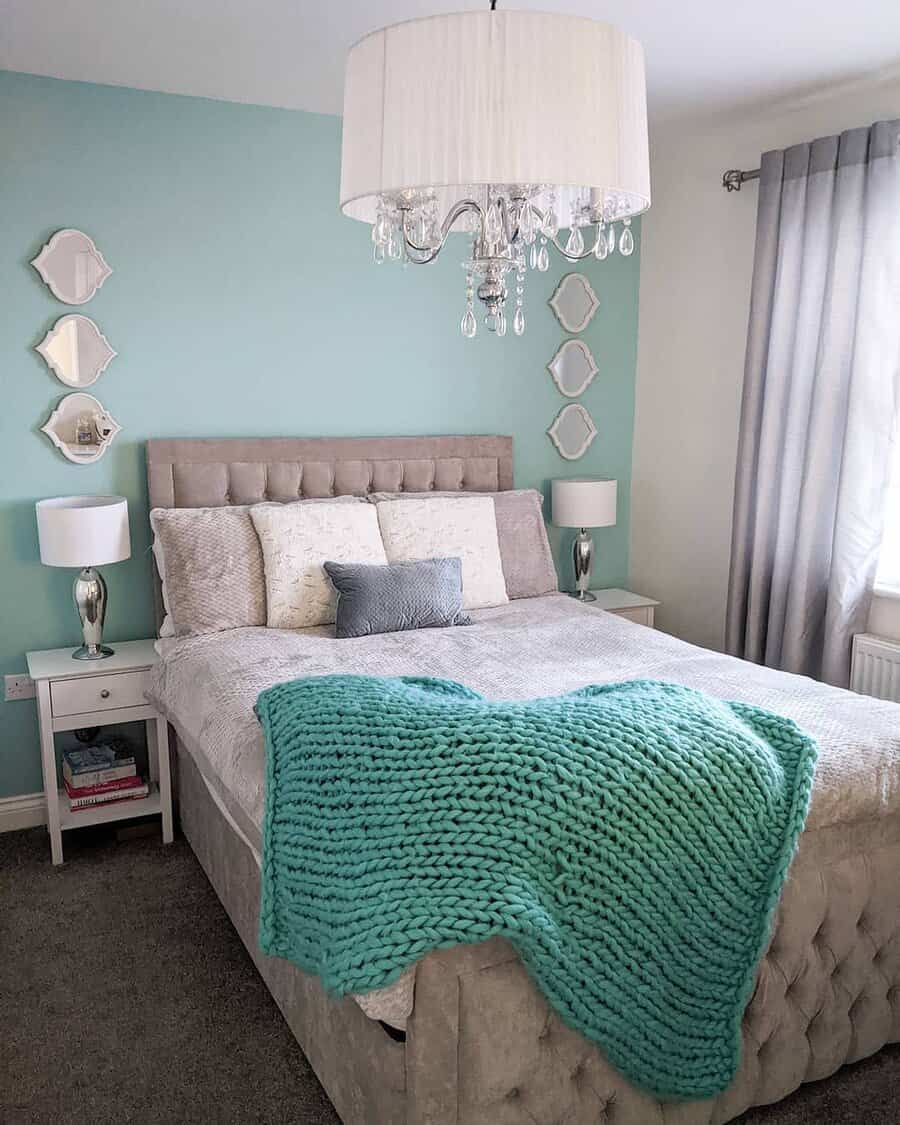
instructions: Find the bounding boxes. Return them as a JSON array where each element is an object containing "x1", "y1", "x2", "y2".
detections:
[
  {"x1": 31, "y1": 230, "x2": 112, "y2": 305},
  {"x1": 547, "y1": 339, "x2": 598, "y2": 398},
  {"x1": 36, "y1": 315, "x2": 117, "y2": 388},
  {"x1": 548, "y1": 404, "x2": 598, "y2": 460},
  {"x1": 40, "y1": 392, "x2": 121, "y2": 464},
  {"x1": 549, "y1": 273, "x2": 600, "y2": 333}
]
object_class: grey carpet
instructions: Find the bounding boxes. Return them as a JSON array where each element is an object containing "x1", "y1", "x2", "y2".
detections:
[{"x1": 1, "y1": 826, "x2": 897, "y2": 1124}]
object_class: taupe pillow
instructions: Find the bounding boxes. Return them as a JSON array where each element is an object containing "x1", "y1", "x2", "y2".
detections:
[
  {"x1": 151, "y1": 497, "x2": 365, "y2": 638},
  {"x1": 368, "y1": 489, "x2": 558, "y2": 600},
  {"x1": 150, "y1": 506, "x2": 265, "y2": 637}
]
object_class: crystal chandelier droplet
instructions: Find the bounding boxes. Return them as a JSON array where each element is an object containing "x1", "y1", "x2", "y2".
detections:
[
  {"x1": 513, "y1": 306, "x2": 526, "y2": 336},
  {"x1": 619, "y1": 218, "x2": 635, "y2": 256},
  {"x1": 520, "y1": 205, "x2": 536, "y2": 245},
  {"x1": 564, "y1": 226, "x2": 585, "y2": 258},
  {"x1": 460, "y1": 308, "x2": 477, "y2": 338},
  {"x1": 542, "y1": 190, "x2": 560, "y2": 238}
]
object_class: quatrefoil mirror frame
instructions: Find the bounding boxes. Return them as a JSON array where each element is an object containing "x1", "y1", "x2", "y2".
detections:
[
  {"x1": 31, "y1": 229, "x2": 112, "y2": 305},
  {"x1": 547, "y1": 403, "x2": 598, "y2": 461},
  {"x1": 41, "y1": 392, "x2": 122, "y2": 465},
  {"x1": 549, "y1": 272, "x2": 600, "y2": 333},
  {"x1": 547, "y1": 339, "x2": 599, "y2": 398},
  {"x1": 36, "y1": 314, "x2": 117, "y2": 388}
]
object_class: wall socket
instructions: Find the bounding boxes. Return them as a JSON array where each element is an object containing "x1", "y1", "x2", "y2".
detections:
[{"x1": 5, "y1": 674, "x2": 35, "y2": 702}]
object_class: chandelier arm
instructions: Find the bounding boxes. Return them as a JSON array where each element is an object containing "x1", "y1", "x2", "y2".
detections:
[
  {"x1": 399, "y1": 198, "x2": 487, "y2": 264},
  {"x1": 549, "y1": 225, "x2": 607, "y2": 262}
]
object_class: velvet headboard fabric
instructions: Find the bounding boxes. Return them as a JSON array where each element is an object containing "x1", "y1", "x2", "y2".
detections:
[{"x1": 145, "y1": 435, "x2": 514, "y2": 628}]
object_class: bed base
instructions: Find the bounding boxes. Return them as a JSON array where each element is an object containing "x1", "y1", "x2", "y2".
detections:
[{"x1": 175, "y1": 736, "x2": 900, "y2": 1125}]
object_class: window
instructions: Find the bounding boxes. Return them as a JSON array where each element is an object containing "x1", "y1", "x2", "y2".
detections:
[{"x1": 876, "y1": 437, "x2": 900, "y2": 592}]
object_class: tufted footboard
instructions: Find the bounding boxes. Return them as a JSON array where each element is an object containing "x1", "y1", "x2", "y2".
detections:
[
  {"x1": 177, "y1": 736, "x2": 900, "y2": 1125},
  {"x1": 405, "y1": 815, "x2": 900, "y2": 1124}
]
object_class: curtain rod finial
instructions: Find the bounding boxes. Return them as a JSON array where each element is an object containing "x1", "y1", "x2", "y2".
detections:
[{"x1": 723, "y1": 169, "x2": 744, "y2": 192}]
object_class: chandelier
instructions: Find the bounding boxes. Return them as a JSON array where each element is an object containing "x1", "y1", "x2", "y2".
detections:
[{"x1": 339, "y1": 5, "x2": 650, "y2": 338}]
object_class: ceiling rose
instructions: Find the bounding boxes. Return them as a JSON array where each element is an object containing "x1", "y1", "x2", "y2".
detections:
[{"x1": 339, "y1": 4, "x2": 650, "y2": 338}]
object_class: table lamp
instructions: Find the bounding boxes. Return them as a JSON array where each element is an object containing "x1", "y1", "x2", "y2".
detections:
[
  {"x1": 551, "y1": 478, "x2": 617, "y2": 601},
  {"x1": 36, "y1": 496, "x2": 131, "y2": 660}
]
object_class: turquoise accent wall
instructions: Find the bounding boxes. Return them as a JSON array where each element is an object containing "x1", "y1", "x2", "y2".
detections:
[{"x1": 0, "y1": 70, "x2": 640, "y2": 800}]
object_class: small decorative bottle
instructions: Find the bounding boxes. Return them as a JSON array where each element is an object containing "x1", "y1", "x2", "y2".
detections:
[{"x1": 74, "y1": 414, "x2": 95, "y2": 446}]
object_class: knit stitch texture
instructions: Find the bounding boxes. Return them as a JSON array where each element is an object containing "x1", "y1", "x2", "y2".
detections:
[{"x1": 256, "y1": 675, "x2": 817, "y2": 1100}]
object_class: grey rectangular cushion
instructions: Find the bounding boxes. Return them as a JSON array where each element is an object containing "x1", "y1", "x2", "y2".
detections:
[
  {"x1": 323, "y1": 558, "x2": 472, "y2": 638},
  {"x1": 367, "y1": 489, "x2": 558, "y2": 600}
]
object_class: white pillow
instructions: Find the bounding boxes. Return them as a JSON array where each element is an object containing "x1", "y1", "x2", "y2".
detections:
[
  {"x1": 376, "y1": 497, "x2": 508, "y2": 610},
  {"x1": 251, "y1": 501, "x2": 387, "y2": 629}
]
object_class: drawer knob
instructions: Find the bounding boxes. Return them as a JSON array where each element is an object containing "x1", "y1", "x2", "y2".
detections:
[{"x1": 100, "y1": 688, "x2": 110, "y2": 699}]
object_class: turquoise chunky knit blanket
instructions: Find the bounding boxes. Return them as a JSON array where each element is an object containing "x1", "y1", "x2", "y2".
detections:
[{"x1": 257, "y1": 675, "x2": 816, "y2": 1100}]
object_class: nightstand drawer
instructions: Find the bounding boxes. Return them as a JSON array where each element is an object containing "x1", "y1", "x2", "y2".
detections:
[
  {"x1": 50, "y1": 670, "x2": 150, "y2": 717},
  {"x1": 611, "y1": 606, "x2": 655, "y2": 627}
]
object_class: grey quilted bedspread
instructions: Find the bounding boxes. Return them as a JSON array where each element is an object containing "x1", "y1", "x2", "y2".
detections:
[{"x1": 148, "y1": 594, "x2": 899, "y2": 842}]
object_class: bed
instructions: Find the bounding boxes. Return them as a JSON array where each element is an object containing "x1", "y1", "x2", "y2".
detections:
[{"x1": 144, "y1": 435, "x2": 900, "y2": 1125}]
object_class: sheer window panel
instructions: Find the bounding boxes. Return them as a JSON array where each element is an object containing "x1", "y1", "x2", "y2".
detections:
[{"x1": 876, "y1": 437, "x2": 900, "y2": 594}]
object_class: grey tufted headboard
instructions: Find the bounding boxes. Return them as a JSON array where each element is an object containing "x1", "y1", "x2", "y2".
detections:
[{"x1": 145, "y1": 434, "x2": 514, "y2": 627}]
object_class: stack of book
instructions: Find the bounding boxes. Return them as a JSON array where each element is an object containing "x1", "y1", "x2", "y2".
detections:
[{"x1": 62, "y1": 745, "x2": 149, "y2": 811}]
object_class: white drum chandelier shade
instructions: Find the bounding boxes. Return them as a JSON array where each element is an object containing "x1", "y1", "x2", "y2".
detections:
[
  {"x1": 340, "y1": 12, "x2": 650, "y2": 222},
  {"x1": 339, "y1": 8, "x2": 651, "y2": 338}
]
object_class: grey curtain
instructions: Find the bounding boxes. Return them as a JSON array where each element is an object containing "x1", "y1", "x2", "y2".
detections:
[{"x1": 726, "y1": 120, "x2": 900, "y2": 686}]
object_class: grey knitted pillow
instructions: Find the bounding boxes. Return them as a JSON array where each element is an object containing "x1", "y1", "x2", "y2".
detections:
[{"x1": 323, "y1": 558, "x2": 472, "y2": 639}]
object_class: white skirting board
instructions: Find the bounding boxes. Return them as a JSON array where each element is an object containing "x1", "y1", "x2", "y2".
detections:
[{"x1": 0, "y1": 792, "x2": 47, "y2": 832}]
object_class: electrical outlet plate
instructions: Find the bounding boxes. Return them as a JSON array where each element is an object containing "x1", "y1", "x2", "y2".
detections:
[{"x1": 5, "y1": 674, "x2": 35, "y2": 702}]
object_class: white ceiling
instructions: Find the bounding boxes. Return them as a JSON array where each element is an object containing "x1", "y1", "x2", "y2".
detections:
[{"x1": 2, "y1": 0, "x2": 899, "y2": 124}]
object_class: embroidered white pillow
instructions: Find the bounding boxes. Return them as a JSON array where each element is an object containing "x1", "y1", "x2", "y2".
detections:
[
  {"x1": 376, "y1": 497, "x2": 508, "y2": 610},
  {"x1": 251, "y1": 502, "x2": 387, "y2": 629}
]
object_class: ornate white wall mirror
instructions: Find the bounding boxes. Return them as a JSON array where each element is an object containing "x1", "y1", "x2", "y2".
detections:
[
  {"x1": 36, "y1": 315, "x2": 117, "y2": 388},
  {"x1": 549, "y1": 273, "x2": 600, "y2": 333},
  {"x1": 547, "y1": 339, "x2": 599, "y2": 398},
  {"x1": 548, "y1": 403, "x2": 598, "y2": 460},
  {"x1": 41, "y1": 392, "x2": 122, "y2": 464},
  {"x1": 31, "y1": 230, "x2": 112, "y2": 305}
]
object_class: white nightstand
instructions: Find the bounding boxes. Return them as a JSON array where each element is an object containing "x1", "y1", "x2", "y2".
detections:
[
  {"x1": 589, "y1": 588, "x2": 660, "y2": 628},
  {"x1": 25, "y1": 639, "x2": 173, "y2": 865}
]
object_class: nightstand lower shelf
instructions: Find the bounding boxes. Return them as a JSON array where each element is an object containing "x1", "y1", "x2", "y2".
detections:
[{"x1": 58, "y1": 785, "x2": 161, "y2": 831}]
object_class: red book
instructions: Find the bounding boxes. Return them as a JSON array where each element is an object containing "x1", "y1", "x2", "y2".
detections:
[
  {"x1": 68, "y1": 786, "x2": 151, "y2": 812},
  {"x1": 65, "y1": 774, "x2": 146, "y2": 798}
]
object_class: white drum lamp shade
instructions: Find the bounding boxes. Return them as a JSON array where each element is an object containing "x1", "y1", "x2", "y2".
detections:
[
  {"x1": 340, "y1": 11, "x2": 650, "y2": 224},
  {"x1": 36, "y1": 496, "x2": 130, "y2": 568},
  {"x1": 552, "y1": 479, "x2": 617, "y2": 530}
]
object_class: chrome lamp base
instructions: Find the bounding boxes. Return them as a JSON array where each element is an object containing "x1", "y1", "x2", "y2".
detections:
[
  {"x1": 72, "y1": 643, "x2": 114, "y2": 661},
  {"x1": 72, "y1": 566, "x2": 115, "y2": 660},
  {"x1": 570, "y1": 589, "x2": 597, "y2": 603},
  {"x1": 569, "y1": 527, "x2": 596, "y2": 602}
]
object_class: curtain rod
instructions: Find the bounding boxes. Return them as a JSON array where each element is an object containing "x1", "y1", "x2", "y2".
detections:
[{"x1": 722, "y1": 167, "x2": 760, "y2": 192}]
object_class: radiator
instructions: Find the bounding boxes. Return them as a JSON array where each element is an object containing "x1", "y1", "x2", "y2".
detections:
[{"x1": 851, "y1": 633, "x2": 900, "y2": 702}]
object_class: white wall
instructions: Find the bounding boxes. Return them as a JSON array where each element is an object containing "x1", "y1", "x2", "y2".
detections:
[{"x1": 631, "y1": 75, "x2": 900, "y2": 651}]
